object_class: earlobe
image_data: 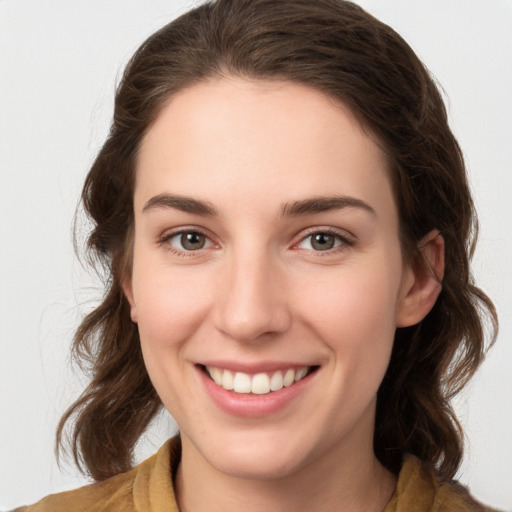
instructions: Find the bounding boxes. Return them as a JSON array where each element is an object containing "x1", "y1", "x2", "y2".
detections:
[
  {"x1": 122, "y1": 275, "x2": 138, "y2": 323},
  {"x1": 396, "y1": 230, "x2": 445, "y2": 328},
  {"x1": 129, "y1": 303, "x2": 138, "y2": 323}
]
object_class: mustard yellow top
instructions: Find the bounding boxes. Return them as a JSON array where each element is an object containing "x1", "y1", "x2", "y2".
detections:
[{"x1": 15, "y1": 437, "x2": 498, "y2": 512}]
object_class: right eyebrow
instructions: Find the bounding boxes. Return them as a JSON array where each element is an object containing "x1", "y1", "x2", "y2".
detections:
[{"x1": 142, "y1": 193, "x2": 218, "y2": 216}]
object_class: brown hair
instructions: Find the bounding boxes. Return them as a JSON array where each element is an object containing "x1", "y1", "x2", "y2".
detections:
[{"x1": 57, "y1": 0, "x2": 497, "y2": 481}]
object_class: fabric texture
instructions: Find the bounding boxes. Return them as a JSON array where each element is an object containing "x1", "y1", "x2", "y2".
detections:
[
  {"x1": 384, "y1": 454, "x2": 498, "y2": 512},
  {"x1": 14, "y1": 437, "x2": 499, "y2": 512}
]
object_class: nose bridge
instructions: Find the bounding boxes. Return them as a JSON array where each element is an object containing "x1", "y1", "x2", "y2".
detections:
[{"x1": 214, "y1": 241, "x2": 291, "y2": 342}]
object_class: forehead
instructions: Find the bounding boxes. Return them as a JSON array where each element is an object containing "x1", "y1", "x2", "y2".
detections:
[
  {"x1": 135, "y1": 77, "x2": 396, "y2": 223},
  {"x1": 141, "y1": 77, "x2": 374, "y2": 160}
]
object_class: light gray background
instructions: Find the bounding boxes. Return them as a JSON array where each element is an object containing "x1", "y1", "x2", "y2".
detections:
[{"x1": 1, "y1": 0, "x2": 511, "y2": 509}]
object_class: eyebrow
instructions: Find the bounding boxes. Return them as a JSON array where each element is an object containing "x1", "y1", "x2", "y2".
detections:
[
  {"x1": 142, "y1": 193, "x2": 218, "y2": 216},
  {"x1": 142, "y1": 193, "x2": 375, "y2": 218},
  {"x1": 280, "y1": 195, "x2": 376, "y2": 217}
]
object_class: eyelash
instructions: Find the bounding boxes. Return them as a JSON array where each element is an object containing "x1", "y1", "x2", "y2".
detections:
[
  {"x1": 294, "y1": 228, "x2": 355, "y2": 256},
  {"x1": 157, "y1": 227, "x2": 355, "y2": 257},
  {"x1": 158, "y1": 229, "x2": 215, "y2": 257}
]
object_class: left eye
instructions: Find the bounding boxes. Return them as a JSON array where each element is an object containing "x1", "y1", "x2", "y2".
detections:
[
  {"x1": 167, "y1": 231, "x2": 212, "y2": 251},
  {"x1": 297, "y1": 232, "x2": 344, "y2": 251}
]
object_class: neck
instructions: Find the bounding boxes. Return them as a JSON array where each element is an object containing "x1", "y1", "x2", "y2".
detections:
[{"x1": 175, "y1": 430, "x2": 396, "y2": 512}]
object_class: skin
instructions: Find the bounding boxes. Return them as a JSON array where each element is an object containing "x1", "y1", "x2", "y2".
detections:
[{"x1": 124, "y1": 77, "x2": 443, "y2": 512}]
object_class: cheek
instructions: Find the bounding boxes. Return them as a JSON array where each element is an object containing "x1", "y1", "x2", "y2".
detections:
[
  {"x1": 131, "y1": 266, "x2": 215, "y2": 418},
  {"x1": 297, "y1": 259, "x2": 402, "y2": 370},
  {"x1": 303, "y1": 266, "x2": 399, "y2": 333},
  {"x1": 132, "y1": 265, "x2": 213, "y2": 354}
]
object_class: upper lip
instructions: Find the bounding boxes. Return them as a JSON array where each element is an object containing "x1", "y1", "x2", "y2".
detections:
[{"x1": 198, "y1": 360, "x2": 318, "y2": 374}]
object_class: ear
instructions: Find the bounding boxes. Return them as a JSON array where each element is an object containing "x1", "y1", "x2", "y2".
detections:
[
  {"x1": 122, "y1": 274, "x2": 138, "y2": 323},
  {"x1": 396, "y1": 230, "x2": 444, "y2": 328}
]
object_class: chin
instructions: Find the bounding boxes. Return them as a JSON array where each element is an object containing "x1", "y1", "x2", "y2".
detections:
[
  {"x1": 191, "y1": 426, "x2": 318, "y2": 481},
  {"x1": 211, "y1": 447, "x2": 307, "y2": 481}
]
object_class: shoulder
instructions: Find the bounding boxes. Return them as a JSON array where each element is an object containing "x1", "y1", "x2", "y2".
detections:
[
  {"x1": 13, "y1": 437, "x2": 179, "y2": 512},
  {"x1": 387, "y1": 454, "x2": 502, "y2": 512},
  {"x1": 12, "y1": 469, "x2": 135, "y2": 512}
]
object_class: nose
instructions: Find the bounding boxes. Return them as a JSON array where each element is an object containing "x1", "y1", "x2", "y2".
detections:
[{"x1": 213, "y1": 249, "x2": 292, "y2": 343}]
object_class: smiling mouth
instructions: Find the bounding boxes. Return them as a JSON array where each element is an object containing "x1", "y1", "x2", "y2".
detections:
[{"x1": 202, "y1": 365, "x2": 317, "y2": 395}]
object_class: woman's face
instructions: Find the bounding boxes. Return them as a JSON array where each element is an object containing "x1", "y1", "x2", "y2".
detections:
[{"x1": 127, "y1": 77, "x2": 418, "y2": 479}]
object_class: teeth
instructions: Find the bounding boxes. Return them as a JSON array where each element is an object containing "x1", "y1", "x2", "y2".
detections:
[
  {"x1": 251, "y1": 373, "x2": 270, "y2": 395},
  {"x1": 269, "y1": 371, "x2": 284, "y2": 391},
  {"x1": 205, "y1": 366, "x2": 311, "y2": 395},
  {"x1": 208, "y1": 366, "x2": 223, "y2": 386},
  {"x1": 283, "y1": 369, "x2": 295, "y2": 387},
  {"x1": 233, "y1": 372, "x2": 252, "y2": 393},
  {"x1": 295, "y1": 367, "x2": 308, "y2": 382},
  {"x1": 222, "y1": 370, "x2": 234, "y2": 390}
]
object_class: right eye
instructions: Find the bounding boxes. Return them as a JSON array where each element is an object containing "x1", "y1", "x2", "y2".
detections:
[{"x1": 165, "y1": 231, "x2": 213, "y2": 252}]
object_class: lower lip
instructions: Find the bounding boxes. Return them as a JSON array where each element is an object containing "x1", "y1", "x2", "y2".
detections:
[{"x1": 198, "y1": 367, "x2": 315, "y2": 417}]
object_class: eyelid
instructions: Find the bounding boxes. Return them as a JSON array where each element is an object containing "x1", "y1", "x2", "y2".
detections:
[
  {"x1": 158, "y1": 226, "x2": 218, "y2": 255},
  {"x1": 156, "y1": 225, "x2": 355, "y2": 256},
  {"x1": 292, "y1": 226, "x2": 356, "y2": 252}
]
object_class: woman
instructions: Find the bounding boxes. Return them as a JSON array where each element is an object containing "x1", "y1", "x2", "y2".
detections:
[{"x1": 13, "y1": 0, "x2": 500, "y2": 510}]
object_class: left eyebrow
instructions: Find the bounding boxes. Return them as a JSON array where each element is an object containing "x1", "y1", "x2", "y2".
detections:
[{"x1": 280, "y1": 195, "x2": 376, "y2": 217}]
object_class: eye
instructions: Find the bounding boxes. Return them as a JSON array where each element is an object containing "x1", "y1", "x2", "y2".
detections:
[
  {"x1": 166, "y1": 231, "x2": 213, "y2": 251},
  {"x1": 297, "y1": 231, "x2": 348, "y2": 252}
]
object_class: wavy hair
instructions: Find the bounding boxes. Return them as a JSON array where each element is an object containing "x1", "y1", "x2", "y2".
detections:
[{"x1": 57, "y1": 0, "x2": 497, "y2": 481}]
